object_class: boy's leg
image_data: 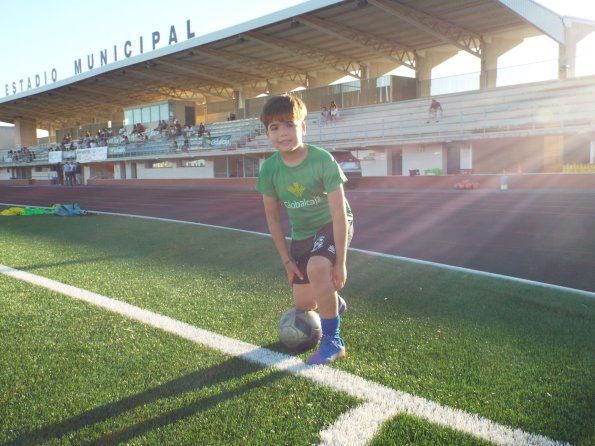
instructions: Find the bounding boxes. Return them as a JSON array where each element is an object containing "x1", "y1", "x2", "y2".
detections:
[
  {"x1": 292, "y1": 283, "x2": 317, "y2": 311},
  {"x1": 306, "y1": 256, "x2": 339, "y2": 318},
  {"x1": 305, "y1": 255, "x2": 345, "y2": 365},
  {"x1": 293, "y1": 283, "x2": 345, "y2": 314}
]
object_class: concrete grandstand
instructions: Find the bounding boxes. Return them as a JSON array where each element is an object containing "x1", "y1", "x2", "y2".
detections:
[{"x1": 1, "y1": 0, "x2": 594, "y2": 188}]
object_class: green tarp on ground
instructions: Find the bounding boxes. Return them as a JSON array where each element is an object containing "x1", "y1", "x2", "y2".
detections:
[{"x1": 0, "y1": 203, "x2": 90, "y2": 216}]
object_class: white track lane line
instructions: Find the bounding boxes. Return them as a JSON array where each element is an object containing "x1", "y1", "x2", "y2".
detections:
[
  {"x1": 1, "y1": 202, "x2": 592, "y2": 299},
  {"x1": 0, "y1": 264, "x2": 570, "y2": 446}
]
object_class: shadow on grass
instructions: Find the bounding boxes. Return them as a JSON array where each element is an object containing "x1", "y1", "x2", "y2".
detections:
[
  {"x1": 3, "y1": 254, "x2": 130, "y2": 273},
  {"x1": 0, "y1": 215, "x2": 281, "y2": 278},
  {"x1": 4, "y1": 353, "x2": 290, "y2": 446}
]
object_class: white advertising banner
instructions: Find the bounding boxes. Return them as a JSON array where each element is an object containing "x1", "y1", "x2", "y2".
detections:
[
  {"x1": 48, "y1": 151, "x2": 62, "y2": 163},
  {"x1": 76, "y1": 147, "x2": 108, "y2": 163}
]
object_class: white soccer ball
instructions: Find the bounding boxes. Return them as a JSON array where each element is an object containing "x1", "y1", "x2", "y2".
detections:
[{"x1": 278, "y1": 308, "x2": 322, "y2": 351}]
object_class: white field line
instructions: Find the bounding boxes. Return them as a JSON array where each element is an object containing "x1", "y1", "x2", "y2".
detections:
[{"x1": 0, "y1": 264, "x2": 570, "y2": 446}]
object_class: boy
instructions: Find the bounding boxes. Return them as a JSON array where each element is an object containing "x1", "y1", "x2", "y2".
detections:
[{"x1": 256, "y1": 95, "x2": 354, "y2": 365}]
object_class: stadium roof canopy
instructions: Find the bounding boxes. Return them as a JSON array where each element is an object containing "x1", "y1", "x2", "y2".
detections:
[{"x1": 0, "y1": 0, "x2": 588, "y2": 128}]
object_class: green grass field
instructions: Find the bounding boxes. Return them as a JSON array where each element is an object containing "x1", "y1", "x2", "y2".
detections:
[{"x1": 1, "y1": 214, "x2": 593, "y2": 445}]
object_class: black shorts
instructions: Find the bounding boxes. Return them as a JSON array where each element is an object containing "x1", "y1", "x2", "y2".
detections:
[{"x1": 290, "y1": 221, "x2": 354, "y2": 285}]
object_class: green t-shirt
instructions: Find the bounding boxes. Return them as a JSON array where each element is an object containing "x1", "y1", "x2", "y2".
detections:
[{"x1": 256, "y1": 144, "x2": 353, "y2": 240}]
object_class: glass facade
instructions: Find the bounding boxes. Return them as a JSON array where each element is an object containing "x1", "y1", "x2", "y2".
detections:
[{"x1": 124, "y1": 102, "x2": 171, "y2": 126}]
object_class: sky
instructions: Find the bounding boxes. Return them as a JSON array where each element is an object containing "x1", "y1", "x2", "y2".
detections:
[{"x1": 0, "y1": 0, "x2": 594, "y2": 127}]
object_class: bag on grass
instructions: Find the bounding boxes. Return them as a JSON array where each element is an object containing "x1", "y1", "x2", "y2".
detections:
[
  {"x1": 0, "y1": 207, "x2": 25, "y2": 216},
  {"x1": 54, "y1": 203, "x2": 89, "y2": 217}
]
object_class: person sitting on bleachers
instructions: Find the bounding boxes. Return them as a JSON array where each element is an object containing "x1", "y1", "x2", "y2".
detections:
[
  {"x1": 329, "y1": 101, "x2": 340, "y2": 122},
  {"x1": 198, "y1": 122, "x2": 206, "y2": 137},
  {"x1": 318, "y1": 107, "x2": 330, "y2": 126},
  {"x1": 427, "y1": 99, "x2": 443, "y2": 123},
  {"x1": 155, "y1": 120, "x2": 168, "y2": 133}
]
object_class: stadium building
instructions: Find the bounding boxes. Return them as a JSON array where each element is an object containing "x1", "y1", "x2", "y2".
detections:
[{"x1": 1, "y1": 0, "x2": 594, "y2": 188}]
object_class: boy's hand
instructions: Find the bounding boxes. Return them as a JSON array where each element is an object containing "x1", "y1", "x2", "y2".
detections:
[
  {"x1": 285, "y1": 260, "x2": 303, "y2": 286},
  {"x1": 332, "y1": 263, "x2": 347, "y2": 290}
]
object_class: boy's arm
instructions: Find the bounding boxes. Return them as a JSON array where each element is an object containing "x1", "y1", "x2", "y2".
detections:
[
  {"x1": 262, "y1": 194, "x2": 303, "y2": 283},
  {"x1": 328, "y1": 185, "x2": 349, "y2": 290}
]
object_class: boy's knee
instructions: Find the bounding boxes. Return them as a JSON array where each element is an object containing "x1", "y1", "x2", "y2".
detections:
[{"x1": 306, "y1": 256, "x2": 332, "y2": 280}]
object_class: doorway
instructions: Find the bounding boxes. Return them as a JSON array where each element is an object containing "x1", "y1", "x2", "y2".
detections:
[{"x1": 184, "y1": 106, "x2": 196, "y2": 126}]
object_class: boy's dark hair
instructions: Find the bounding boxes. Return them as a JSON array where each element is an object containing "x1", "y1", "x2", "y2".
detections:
[{"x1": 260, "y1": 94, "x2": 307, "y2": 129}]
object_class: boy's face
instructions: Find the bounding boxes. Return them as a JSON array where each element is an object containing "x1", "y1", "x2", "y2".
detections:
[{"x1": 265, "y1": 119, "x2": 306, "y2": 153}]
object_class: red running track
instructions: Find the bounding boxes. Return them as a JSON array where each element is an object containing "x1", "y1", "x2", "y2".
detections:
[{"x1": 2, "y1": 185, "x2": 595, "y2": 293}]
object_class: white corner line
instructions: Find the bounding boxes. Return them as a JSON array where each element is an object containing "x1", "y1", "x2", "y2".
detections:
[{"x1": 0, "y1": 264, "x2": 570, "y2": 446}]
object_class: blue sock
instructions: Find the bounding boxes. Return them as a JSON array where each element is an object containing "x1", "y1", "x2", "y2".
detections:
[{"x1": 320, "y1": 316, "x2": 341, "y2": 339}]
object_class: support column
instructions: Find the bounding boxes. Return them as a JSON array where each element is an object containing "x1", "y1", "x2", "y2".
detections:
[
  {"x1": 480, "y1": 36, "x2": 522, "y2": 88},
  {"x1": 13, "y1": 117, "x2": 37, "y2": 148},
  {"x1": 559, "y1": 22, "x2": 595, "y2": 79},
  {"x1": 416, "y1": 50, "x2": 457, "y2": 97}
]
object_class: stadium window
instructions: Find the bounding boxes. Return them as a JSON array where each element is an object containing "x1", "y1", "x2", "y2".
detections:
[
  {"x1": 124, "y1": 110, "x2": 133, "y2": 126},
  {"x1": 133, "y1": 109, "x2": 142, "y2": 125},
  {"x1": 159, "y1": 103, "x2": 169, "y2": 121},
  {"x1": 141, "y1": 107, "x2": 151, "y2": 123},
  {"x1": 244, "y1": 156, "x2": 260, "y2": 177},
  {"x1": 150, "y1": 105, "x2": 160, "y2": 122}
]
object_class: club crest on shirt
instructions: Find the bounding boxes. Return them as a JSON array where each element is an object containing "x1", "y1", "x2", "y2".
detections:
[{"x1": 288, "y1": 181, "x2": 305, "y2": 198}]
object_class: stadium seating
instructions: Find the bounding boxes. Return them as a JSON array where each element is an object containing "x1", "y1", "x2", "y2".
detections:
[{"x1": 1, "y1": 76, "x2": 594, "y2": 165}]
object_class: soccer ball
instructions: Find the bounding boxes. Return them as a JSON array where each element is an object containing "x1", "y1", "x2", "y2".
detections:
[{"x1": 278, "y1": 308, "x2": 322, "y2": 351}]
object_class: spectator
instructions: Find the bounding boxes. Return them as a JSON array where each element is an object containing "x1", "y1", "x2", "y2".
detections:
[
  {"x1": 158, "y1": 120, "x2": 168, "y2": 133},
  {"x1": 318, "y1": 106, "x2": 330, "y2": 126},
  {"x1": 427, "y1": 99, "x2": 443, "y2": 123},
  {"x1": 182, "y1": 138, "x2": 190, "y2": 152},
  {"x1": 329, "y1": 101, "x2": 340, "y2": 122},
  {"x1": 63, "y1": 161, "x2": 74, "y2": 186},
  {"x1": 55, "y1": 162, "x2": 64, "y2": 185},
  {"x1": 170, "y1": 140, "x2": 178, "y2": 152},
  {"x1": 198, "y1": 122, "x2": 206, "y2": 137}
]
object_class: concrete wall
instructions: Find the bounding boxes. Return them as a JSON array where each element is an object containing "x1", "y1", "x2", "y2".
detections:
[
  {"x1": 136, "y1": 161, "x2": 215, "y2": 179},
  {"x1": 402, "y1": 144, "x2": 444, "y2": 175},
  {"x1": 472, "y1": 137, "x2": 544, "y2": 174},
  {"x1": 83, "y1": 173, "x2": 595, "y2": 191},
  {"x1": 0, "y1": 126, "x2": 15, "y2": 150}
]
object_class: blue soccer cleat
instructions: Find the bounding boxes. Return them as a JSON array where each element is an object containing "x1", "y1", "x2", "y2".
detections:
[
  {"x1": 306, "y1": 335, "x2": 346, "y2": 365},
  {"x1": 338, "y1": 295, "x2": 346, "y2": 315}
]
